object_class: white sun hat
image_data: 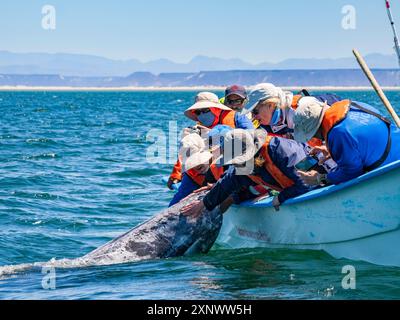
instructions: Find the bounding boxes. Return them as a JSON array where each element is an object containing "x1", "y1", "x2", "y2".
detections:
[
  {"x1": 179, "y1": 133, "x2": 212, "y2": 172},
  {"x1": 184, "y1": 101, "x2": 232, "y2": 121},
  {"x1": 293, "y1": 97, "x2": 329, "y2": 143}
]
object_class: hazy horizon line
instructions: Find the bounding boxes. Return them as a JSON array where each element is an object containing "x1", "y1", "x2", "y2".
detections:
[{"x1": 0, "y1": 49, "x2": 396, "y2": 65}]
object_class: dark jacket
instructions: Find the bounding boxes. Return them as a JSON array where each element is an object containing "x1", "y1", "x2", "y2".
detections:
[{"x1": 203, "y1": 137, "x2": 311, "y2": 210}]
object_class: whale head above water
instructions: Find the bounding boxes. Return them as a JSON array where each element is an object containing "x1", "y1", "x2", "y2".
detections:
[
  {"x1": 80, "y1": 190, "x2": 223, "y2": 266},
  {"x1": 0, "y1": 191, "x2": 223, "y2": 277}
]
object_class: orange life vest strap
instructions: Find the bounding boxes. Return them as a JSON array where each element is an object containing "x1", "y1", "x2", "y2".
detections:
[
  {"x1": 248, "y1": 136, "x2": 295, "y2": 192},
  {"x1": 321, "y1": 100, "x2": 351, "y2": 143},
  {"x1": 210, "y1": 164, "x2": 224, "y2": 181},
  {"x1": 291, "y1": 95, "x2": 303, "y2": 109},
  {"x1": 261, "y1": 137, "x2": 295, "y2": 189},
  {"x1": 307, "y1": 137, "x2": 323, "y2": 147}
]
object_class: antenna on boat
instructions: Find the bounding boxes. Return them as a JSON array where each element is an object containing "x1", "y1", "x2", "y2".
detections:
[{"x1": 385, "y1": 0, "x2": 400, "y2": 67}]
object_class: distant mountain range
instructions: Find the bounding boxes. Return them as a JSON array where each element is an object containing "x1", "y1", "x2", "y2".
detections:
[
  {"x1": 0, "y1": 50, "x2": 398, "y2": 77},
  {"x1": 1, "y1": 69, "x2": 399, "y2": 87}
]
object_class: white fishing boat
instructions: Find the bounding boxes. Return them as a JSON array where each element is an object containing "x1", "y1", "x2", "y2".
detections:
[{"x1": 216, "y1": 160, "x2": 400, "y2": 267}]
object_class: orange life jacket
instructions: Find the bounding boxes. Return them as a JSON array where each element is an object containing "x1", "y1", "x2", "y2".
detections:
[
  {"x1": 186, "y1": 168, "x2": 206, "y2": 186},
  {"x1": 307, "y1": 137, "x2": 323, "y2": 147},
  {"x1": 248, "y1": 136, "x2": 295, "y2": 192},
  {"x1": 291, "y1": 94, "x2": 303, "y2": 109},
  {"x1": 210, "y1": 164, "x2": 224, "y2": 181},
  {"x1": 186, "y1": 164, "x2": 224, "y2": 187},
  {"x1": 218, "y1": 110, "x2": 236, "y2": 128},
  {"x1": 320, "y1": 100, "x2": 351, "y2": 145},
  {"x1": 169, "y1": 157, "x2": 183, "y2": 181}
]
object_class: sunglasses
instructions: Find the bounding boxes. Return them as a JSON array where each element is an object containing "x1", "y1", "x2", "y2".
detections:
[
  {"x1": 194, "y1": 108, "x2": 211, "y2": 116},
  {"x1": 227, "y1": 98, "x2": 244, "y2": 105},
  {"x1": 252, "y1": 101, "x2": 274, "y2": 116}
]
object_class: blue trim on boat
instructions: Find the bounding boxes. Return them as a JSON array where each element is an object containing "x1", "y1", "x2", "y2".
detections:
[{"x1": 239, "y1": 160, "x2": 400, "y2": 208}]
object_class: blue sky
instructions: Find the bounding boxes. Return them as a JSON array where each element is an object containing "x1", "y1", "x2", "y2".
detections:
[{"x1": 0, "y1": 0, "x2": 399, "y2": 63}]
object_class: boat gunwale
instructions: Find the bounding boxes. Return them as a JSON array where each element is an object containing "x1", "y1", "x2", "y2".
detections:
[{"x1": 237, "y1": 159, "x2": 400, "y2": 208}]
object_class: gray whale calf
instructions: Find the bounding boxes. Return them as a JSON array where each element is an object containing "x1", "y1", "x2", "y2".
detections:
[
  {"x1": 81, "y1": 191, "x2": 222, "y2": 265},
  {"x1": 0, "y1": 191, "x2": 222, "y2": 276}
]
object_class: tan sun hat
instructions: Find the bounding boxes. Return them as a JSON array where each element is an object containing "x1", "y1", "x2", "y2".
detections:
[
  {"x1": 293, "y1": 97, "x2": 329, "y2": 143},
  {"x1": 184, "y1": 101, "x2": 232, "y2": 121},
  {"x1": 179, "y1": 133, "x2": 212, "y2": 172},
  {"x1": 195, "y1": 92, "x2": 220, "y2": 104}
]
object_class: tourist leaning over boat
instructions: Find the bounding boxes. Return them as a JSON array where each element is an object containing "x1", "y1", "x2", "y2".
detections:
[
  {"x1": 242, "y1": 83, "x2": 298, "y2": 138},
  {"x1": 169, "y1": 133, "x2": 222, "y2": 207},
  {"x1": 180, "y1": 129, "x2": 312, "y2": 217},
  {"x1": 293, "y1": 97, "x2": 400, "y2": 186},
  {"x1": 168, "y1": 126, "x2": 232, "y2": 207},
  {"x1": 167, "y1": 92, "x2": 220, "y2": 189},
  {"x1": 167, "y1": 93, "x2": 254, "y2": 189},
  {"x1": 242, "y1": 83, "x2": 342, "y2": 142}
]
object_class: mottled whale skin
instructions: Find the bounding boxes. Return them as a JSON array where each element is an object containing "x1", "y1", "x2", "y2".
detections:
[
  {"x1": 81, "y1": 191, "x2": 222, "y2": 265},
  {"x1": 0, "y1": 191, "x2": 222, "y2": 276}
]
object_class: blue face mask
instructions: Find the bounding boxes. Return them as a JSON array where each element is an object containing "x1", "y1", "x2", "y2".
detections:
[
  {"x1": 198, "y1": 111, "x2": 216, "y2": 127},
  {"x1": 270, "y1": 108, "x2": 282, "y2": 126}
]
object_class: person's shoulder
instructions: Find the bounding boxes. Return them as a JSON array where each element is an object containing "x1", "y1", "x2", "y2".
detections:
[
  {"x1": 234, "y1": 112, "x2": 255, "y2": 128},
  {"x1": 267, "y1": 136, "x2": 284, "y2": 152},
  {"x1": 328, "y1": 122, "x2": 347, "y2": 137},
  {"x1": 327, "y1": 122, "x2": 356, "y2": 147},
  {"x1": 234, "y1": 111, "x2": 247, "y2": 120}
]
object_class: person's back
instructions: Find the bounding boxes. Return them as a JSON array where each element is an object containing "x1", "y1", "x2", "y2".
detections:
[{"x1": 325, "y1": 102, "x2": 400, "y2": 183}]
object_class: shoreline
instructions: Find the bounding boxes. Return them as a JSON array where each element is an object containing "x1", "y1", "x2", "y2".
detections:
[{"x1": 0, "y1": 85, "x2": 399, "y2": 92}]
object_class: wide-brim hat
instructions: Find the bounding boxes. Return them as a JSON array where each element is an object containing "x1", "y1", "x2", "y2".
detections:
[
  {"x1": 183, "y1": 151, "x2": 213, "y2": 172},
  {"x1": 179, "y1": 133, "x2": 212, "y2": 171},
  {"x1": 293, "y1": 97, "x2": 329, "y2": 143},
  {"x1": 195, "y1": 92, "x2": 220, "y2": 104},
  {"x1": 184, "y1": 101, "x2": 232, "y2": 121}
]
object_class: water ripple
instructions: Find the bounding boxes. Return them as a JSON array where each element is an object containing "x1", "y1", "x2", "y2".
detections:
[{"x1": 0, "y1": 90, "x2": 399, "y2": 299}]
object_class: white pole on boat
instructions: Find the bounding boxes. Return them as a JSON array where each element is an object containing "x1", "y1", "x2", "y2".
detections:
[
  {"x1": 385, "y1": 0, "x2": 400, "y2": 67},
  {"x1": 352, "y1": 49, "x2": 400, "y2": 128}
]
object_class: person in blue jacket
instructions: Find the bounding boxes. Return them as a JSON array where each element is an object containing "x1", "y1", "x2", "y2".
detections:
[
  {"x1": 293, "y1": 97, "x2": 400, "y2": 186},
  {"x1": 180, "y1": 129, "x2": 312, "y2": 217}
]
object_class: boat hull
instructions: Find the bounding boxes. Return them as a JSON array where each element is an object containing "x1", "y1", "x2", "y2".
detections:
[{"x1": 216, "y1": 160, "x2": 400, "y2": 267}]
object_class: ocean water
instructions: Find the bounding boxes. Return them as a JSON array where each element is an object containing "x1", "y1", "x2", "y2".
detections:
[{"x1": 0, "y1": 90, "x2": 400, "y2": 300}]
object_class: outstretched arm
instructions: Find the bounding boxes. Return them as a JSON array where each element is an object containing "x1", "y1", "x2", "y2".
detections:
[{"x1": 181, "y1": 166, "x2": 253, "y2": 216}]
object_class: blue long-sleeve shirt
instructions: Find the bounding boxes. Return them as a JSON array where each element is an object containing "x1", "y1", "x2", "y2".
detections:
[
  {"x1": 203, "y1": 137, "x2": 311, "y2": 211},
  {"x1": 234, "y1": 112, "x2": 255, "y2": 129},
  {"x1": 169, "y1": 173, "x2": 199, "y2": 207},
  {"x1": 327, "y1": 102, "x2": 400, "y2": 184}
]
